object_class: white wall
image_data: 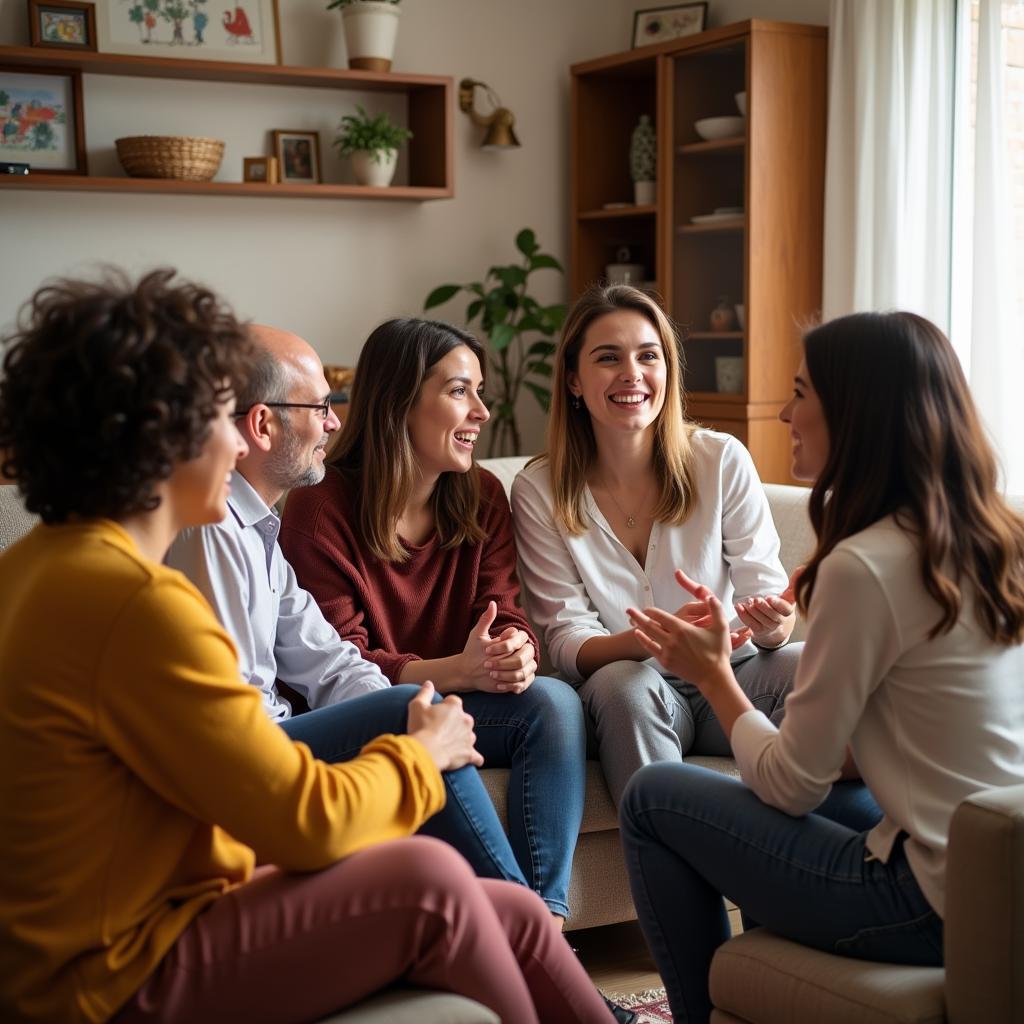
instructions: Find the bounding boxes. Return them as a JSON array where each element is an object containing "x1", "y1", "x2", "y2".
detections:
[{"x1": 0, "y1": 0, "x2": 827, "y2": 452}]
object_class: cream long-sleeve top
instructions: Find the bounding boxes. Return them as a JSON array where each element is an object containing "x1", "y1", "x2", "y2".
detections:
[
  {"x1": 731, "y1": 515, "x2": 1024, "y2": 917},
  {"x1": 510, "y1": 430, "x2": 789, "y2": 682}
]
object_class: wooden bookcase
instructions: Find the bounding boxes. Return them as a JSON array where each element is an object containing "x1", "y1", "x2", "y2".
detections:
[
  {"x1": 570, "y1": 20, "x2": 827, "y2": 483},
  {"x1": 0, "y1": 45, "x2": 452, "y2": 201}
]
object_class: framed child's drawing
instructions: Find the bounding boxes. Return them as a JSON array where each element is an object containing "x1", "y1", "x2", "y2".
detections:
[
  {"x1": 94, "y1": 0, "x2": 282, "y2": 65},
  {"x1": 0, "y1": 66, "x2": 86, "y2": 174}
]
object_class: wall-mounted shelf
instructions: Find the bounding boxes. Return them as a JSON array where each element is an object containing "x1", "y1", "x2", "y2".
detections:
[{"x1": 0, "y1": 45, "x2": 453, "y2": 201}]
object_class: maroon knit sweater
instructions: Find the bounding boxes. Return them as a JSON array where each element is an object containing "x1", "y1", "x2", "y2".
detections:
[{"x1": 279, "y1": 467, "x2": 538, "y2": 684}]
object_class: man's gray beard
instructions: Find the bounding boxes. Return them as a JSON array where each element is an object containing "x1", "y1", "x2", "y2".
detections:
[{"x1": 268, "y1": 421, "x2": 326, "y2": 492}]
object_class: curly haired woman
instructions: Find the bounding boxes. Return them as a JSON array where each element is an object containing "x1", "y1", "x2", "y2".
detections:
[{"x1": 0, "y1": 271, "x2": 613, "y2": 1024}]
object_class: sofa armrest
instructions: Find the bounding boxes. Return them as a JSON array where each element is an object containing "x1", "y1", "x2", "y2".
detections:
[{"x1": 944, "y1": 782, "x2": 1024, "y2": 1024}]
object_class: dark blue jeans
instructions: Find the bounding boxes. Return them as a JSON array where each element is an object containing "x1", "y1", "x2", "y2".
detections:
[
  {"x1": 281, "y1": 685, "x2": 527, "y2": 895},
  {"x1": 620, "y1": 763, "x2": 944, "y2": 1024},
  {"x1": 459, "y1": 677, "x2": 587, "y2": 918}
]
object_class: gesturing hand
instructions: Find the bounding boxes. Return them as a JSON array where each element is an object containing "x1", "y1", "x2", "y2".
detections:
[
  {"x1": 627, "y1": 570, "x2": 734, "y2": 686},
  {"x1": 734, "y1": 565, "x2": 801, "y2": 647},
  {"x1": 673, "y1": 581, "x2": 752, "y2": 652},
  {"x1": 407, "y1": 681, "x2": 484, "y2": 772},
  {"x1": 484, "y1": 625, "x2": 537, "y2": 694},
  {"x1": 459, "y1": 602, "x2": 537, "y2": 693}
]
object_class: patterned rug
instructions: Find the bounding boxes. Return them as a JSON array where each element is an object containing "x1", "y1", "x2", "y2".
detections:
[{"x1": 605, "y1": 988, "x2": 673, "y2": 1022}]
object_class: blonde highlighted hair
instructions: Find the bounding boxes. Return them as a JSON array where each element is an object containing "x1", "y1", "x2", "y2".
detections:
[
  {"x1": 532, "y1": 284, "x2": 699, "y2": 534},
  {"x1": 328, "y1": 318, "x2": 486, "y2": 562}
]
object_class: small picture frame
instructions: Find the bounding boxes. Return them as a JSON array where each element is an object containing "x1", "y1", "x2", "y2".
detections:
[
  {"x1": 632, "y1": 2, "x2": 708, "y2": 47},
  {"x1": 243, "y1": 155, "x2": 278, "y2": 183},
  {"x1": 28, "y1": 0, "x2": 97, "y2": 51},
  {"x1": 272, "y1": 130, "x2": 321, "y2": 185},
  {"x1": 0, "y1": 65, "x2": 87, "y2": 174}
]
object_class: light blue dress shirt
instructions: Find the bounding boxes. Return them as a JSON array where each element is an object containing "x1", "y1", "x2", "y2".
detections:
[{"x1": 166, "y1": 470, "x2": 389, "y2": 720}]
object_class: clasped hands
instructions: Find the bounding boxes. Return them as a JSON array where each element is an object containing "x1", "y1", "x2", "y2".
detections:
[
  {"x1": 459, "y1": 600, "x2": 537, "y2": 694},
  {"x1": 627, "y1": 570, "x2": 798, "y2": 689}
]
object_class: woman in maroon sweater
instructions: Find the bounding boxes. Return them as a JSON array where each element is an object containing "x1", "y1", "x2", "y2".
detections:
[{"x1": 280, "y1": 318, "x2": 588, "y2": 928}]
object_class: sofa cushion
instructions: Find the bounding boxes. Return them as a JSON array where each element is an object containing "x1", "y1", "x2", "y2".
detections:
[
  {"x1": 316, "y1": 988, "x2": 499, "y2": 1024},
  {"x1": 0, "y1": 485, "x2": 37, "y2": 552},
  {"x1": 709, "y1": 929, "x2": 945, "y2": 1024}
]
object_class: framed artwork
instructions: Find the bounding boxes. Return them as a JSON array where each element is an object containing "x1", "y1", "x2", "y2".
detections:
[
  {"x1": 94, "y1": 0, "x2": 282, "y2": 65},
  {"x1": 0, "y1": 66, "x2": 86, "y2": 174},
  {"x1": 243, "y1": 155, "x2": 278, "y2": 183},
  {"x1": 632, "y1": 3, "x2": 708, "y2": 47},
  {"x1": 28, "y1": 0, "x2": 98, "y2": 52},
  {"x1": 272, "y1": 130, "x2": 321, "y2": 184}
]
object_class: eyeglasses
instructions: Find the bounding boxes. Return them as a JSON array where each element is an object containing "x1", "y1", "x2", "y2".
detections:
[{"x1": 235, "y1": 399, "x2": 332, "y2": 420}]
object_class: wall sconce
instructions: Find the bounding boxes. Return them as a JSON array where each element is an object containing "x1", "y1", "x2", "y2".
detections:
[{"x1": 458, "y1": 78, "x2": 521, "y2": 150}]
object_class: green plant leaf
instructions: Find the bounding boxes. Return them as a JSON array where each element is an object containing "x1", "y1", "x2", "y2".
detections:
[
  {"x1": 524, "y1": 381, "x2": 552, "y2": 411},
  {"x1": 495, "y1": 266, "x2": 527, "y2": 289},
  {"x1": 525, "y1": 360, "x2": 553, "y2": 377},
  {"x1": 465, "y1": 299, "x2": 484, "y2": 322},
  {"x1": 424, "y1": 284, "x2": 461, "y2": 309},
  {"x1": 527, "y1": 340, "x2": 557, "y2": 356},
  {"x1": 495, "y1": 400, "x2": 515, "y2": 418},
  {"x1": 530, "y1": 253, "x2": 563, "y2": 271},
  {"x1": 515, "y1": 229, "x2": 538, "y2": 257},
  {"x1": 491, "y1": 324, "x2": 516, "y2": 351},
  {"x1": 516, "y1": 314, "x2": 542, "y2": 332}
]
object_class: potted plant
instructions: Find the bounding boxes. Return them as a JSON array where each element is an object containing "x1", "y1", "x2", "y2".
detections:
[
  {"x1": 424, "y1": 229, "x2": 566, "y2": 457},
  {"x1": 630, "y1": 113, "x2": 656, "y2": 205},
  {"x1": 333, "y1": 105, "x2": 412, "y2": 187},
  {"x1": 326, "y1": 0, "x2": 401, "y2": 72}
]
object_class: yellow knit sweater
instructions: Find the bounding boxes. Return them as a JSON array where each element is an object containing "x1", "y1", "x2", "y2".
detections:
[{"x1": 0, "y1": 520, "x2": 445, "y2": 1023}]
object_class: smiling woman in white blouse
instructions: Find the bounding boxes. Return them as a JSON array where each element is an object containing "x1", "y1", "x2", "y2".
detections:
[{"x1": 511, "y1": 284, "x2": 807, "y2": 809}]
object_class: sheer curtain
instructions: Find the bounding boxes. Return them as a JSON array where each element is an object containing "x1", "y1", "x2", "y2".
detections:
[
  {"x1": 950, "y1": 0, "x2": 1024, "y2": 493},
  {"x1": 822, "y1": 0, "x2": 956, "y2": 325},
  {"x1": 824, "y1": 0, "x2": 1023, "y2": 493}
]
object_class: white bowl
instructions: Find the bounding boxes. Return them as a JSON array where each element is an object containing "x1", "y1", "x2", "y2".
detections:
[
  {"x1": 694, "y1": 116, "x2": 745, "y2": 141},
  {"x1": 735, "y1": 91, "x2": 747, "y2": 117}
]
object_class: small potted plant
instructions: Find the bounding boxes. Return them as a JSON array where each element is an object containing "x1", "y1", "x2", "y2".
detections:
[
  {"x1": 326, "y1": 0, "x2": 401, "y2": 72},
  {"x1": 333, "y1": 105, "x2": 412, "y2": 187}
]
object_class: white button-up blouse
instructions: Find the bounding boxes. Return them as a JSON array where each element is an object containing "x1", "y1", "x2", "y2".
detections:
[{"x1": 511, "y1": 430, "x2": 789, "y2": 682}]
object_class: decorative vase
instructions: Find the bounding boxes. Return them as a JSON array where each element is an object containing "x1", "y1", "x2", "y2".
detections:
[
  {"x1": 709, "y1": 296, "x2": 736, "y2": 332},
  {"x1": 715, "y1": 356, "x2": 745, "y2": 395},
  {"x1": 341, "y1": 1, "x2": 400, "y2": 73},
  {"x1": 351, "y1": 148, "x2": 398, "y2": 187},
  {"x1": 630, "y1": 114, "x2": 656, "y2": 205}
]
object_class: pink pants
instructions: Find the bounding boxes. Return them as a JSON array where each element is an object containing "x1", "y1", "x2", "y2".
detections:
[{"x1": 114, "y1": 836, "x2": 610, "y2": 1024}]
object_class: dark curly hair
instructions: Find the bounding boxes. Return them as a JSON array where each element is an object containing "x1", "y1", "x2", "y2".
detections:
[{"x1": 0, "y1": 268, "x2": 253, "y2": 523}]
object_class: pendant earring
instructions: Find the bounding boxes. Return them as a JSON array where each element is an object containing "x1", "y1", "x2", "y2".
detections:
[{"x1": 571, "y1": 394, "x2": 581, "y2": 410}]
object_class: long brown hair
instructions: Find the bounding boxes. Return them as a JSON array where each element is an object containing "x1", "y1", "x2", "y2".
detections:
[
  {"x1": 531, "y1": 284, "x2": 698, "y2": 534},
  {"x1": 795, "y1": 311, "x2": 1024, "y2": 644},
  {"x1": 329, "y1": 318, "x2": 486, "y2": 562}
]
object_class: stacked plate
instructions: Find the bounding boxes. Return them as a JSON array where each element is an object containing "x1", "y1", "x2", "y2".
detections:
[{"x1": 691, "y1": 205, "x2": 743, "y2": 225}]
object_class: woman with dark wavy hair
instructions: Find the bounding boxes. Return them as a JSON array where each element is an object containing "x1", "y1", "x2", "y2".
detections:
[
  {"x1": 620, "y1": 311, "x2": 1024, "y2": 1023},
  {"x1": 279, "y1": 318, "x2": 589, "y2": 931},
  {"x1": 0, "y1": 275, "x2": 613, "y2": 1024}
]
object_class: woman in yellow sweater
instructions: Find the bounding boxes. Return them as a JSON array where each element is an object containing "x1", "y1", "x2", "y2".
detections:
[{"x1": 0, "y1": 270, "x2": 612, "y2": 1024}]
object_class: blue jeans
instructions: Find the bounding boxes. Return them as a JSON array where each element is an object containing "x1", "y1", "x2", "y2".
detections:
[
  {"x1": 620, "y1": 763, "x2": 944, "y2": 1024},
  {"x1": 458, "y1": 677, "x2": 587, "y2": 918},
  {"x1": 281, "y1": 685, "x2": 527, "y2": 894}
]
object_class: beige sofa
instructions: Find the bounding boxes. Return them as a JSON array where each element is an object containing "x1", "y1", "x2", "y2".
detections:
[{"x1": 3, "y1": 469, "x2": 1022, "y2": 1024}]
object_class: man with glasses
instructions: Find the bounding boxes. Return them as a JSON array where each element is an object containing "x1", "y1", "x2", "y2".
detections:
[{"x1": 166, "y1": 327, "x2": 533, "y2": 889}]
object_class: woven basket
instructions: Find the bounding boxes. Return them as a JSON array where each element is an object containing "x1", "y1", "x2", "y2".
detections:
[{"x1": 115, "y1": 135, "x2": 225, "y2": 182}]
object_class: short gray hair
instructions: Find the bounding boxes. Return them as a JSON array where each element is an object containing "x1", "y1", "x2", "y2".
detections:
[{"x1": 236, "y1": 344, "x2": 288, "y2": 410}]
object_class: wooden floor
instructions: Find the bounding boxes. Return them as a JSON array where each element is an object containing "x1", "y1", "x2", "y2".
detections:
[{"x1": 574, "y1": 909, "x2": 744, "y2": 996}]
